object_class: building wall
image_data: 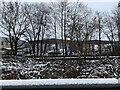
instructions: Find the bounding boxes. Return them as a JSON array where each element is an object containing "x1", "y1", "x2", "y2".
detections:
[
  {"x1": 25, "y1": 39, "x2": 114, "y2": 55},
  {"x1": 0, "y1": 37, "x2": 11, "y2": 50},
  {"x1": 0, "y1": 37, "x2": 27, "y2": 52}
]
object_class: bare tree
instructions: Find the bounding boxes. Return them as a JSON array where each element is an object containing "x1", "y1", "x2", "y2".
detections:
[
  {"x1": 57, "y1": 0, "x2": 71, "y2": 55},
  {"x1": 94, "y1": 12, "x2": 104, "y2": 57},
  {"x1": 117, "y1": 3, "x2": 120, "y2": 42},
  {"x1": 0, "y1": 2, "x2": 28, "y2": 55},
  {"x1": 24, "y1": 3, "x2": 50, "y2": 56},
  {"x1": 67, "y1": 1, "x2": 93, "y2": 56},
  {"x1": 103, "y1": 13, "x2": 117, "y2": 55},
  {"x1": 49, "y1": 2, "x2": 60, "y2": 53},
  {"x1": 112, "y1": 4, "x2": 120, "y2": 55}
]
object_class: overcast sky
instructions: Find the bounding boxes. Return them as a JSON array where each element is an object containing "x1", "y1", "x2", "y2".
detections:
[
  {"x1": 0, "y1": 0, "x2": 119, "y2": 13},
  {"x1": 0, "y1": 0, "x2": 120, "y2": 38}
]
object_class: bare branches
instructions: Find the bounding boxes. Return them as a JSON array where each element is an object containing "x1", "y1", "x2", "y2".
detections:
[
  {"x1": 0, "y1": 2, "x2": 27, "y2": 55},
  {"x1": 0, "y1": 0, "x2": 120, "y2": 56}
]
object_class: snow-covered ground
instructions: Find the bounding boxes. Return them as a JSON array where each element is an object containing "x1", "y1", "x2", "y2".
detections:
[
  {"x1": 0, "y1": 57, "x2": 120, "y2": 79},
  {"x1": 0, "y1": 78, "x2": 118, "y2": 86}
]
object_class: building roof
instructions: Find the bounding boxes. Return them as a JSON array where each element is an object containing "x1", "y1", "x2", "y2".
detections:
[{"x1": 29, "y1": 39, "x2": 114, "y2": 45}]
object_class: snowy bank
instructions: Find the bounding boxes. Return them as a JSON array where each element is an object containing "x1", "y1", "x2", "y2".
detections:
[{"x1": 0, "y1": 78, "x2": 118, "y2": 86}]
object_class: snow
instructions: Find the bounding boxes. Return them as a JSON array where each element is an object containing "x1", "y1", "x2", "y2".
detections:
[
  {"x1": 1, "y1": 57, "x2": 120, "y2": 79},
  {"x1": 0, "y1": 78, "x2": 118, "y2": 86}
]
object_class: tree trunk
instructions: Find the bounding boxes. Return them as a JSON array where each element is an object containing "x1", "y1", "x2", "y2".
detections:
[{"x1": 54, "y1": 17, "x2": 58, "y2": 52}]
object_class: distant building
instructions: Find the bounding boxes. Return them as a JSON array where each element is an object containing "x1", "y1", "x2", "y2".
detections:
[
  {"x1": 0, "y1": 37, "x2": 27, "y2": 55},
  {"x1": 29, "y1": 39, "x2": 111, "y2": 55},
  {"x1": 0, "y1": 37, "x2": 11, "y2": 50},
  {"x1": 0, "y1": 36, "x2": 117, "y2": 55},
  {"x1": 28, "y1": 38, "x2": 77, "y2": 55}
]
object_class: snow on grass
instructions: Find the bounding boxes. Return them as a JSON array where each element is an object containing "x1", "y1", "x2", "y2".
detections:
[{"x1": 0, "y1": 78, "x2": 118, "y2": 86}]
